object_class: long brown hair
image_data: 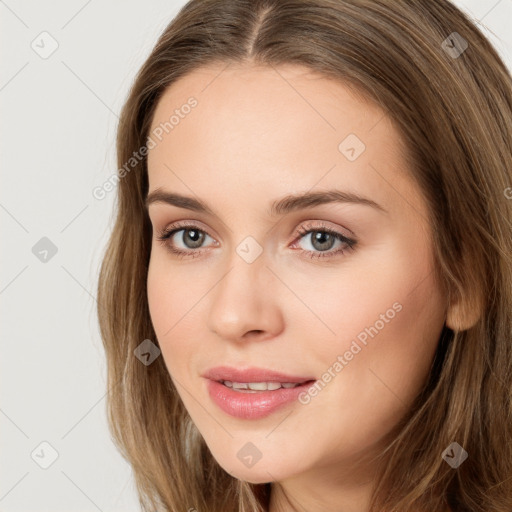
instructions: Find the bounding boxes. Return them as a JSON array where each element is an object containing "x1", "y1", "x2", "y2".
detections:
[{"x1": 96, "y1": 1, "x2": 512, "y2": 510}]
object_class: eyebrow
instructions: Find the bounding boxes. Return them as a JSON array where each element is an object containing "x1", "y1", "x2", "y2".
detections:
[{"x1": 145, "y1": 188, "x2": 387, "y2": 216}]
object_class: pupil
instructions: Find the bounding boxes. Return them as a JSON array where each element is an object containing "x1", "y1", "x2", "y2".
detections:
[
  {"x1": 313, "y1": 231, "x2": 334, "y2": 251},
  {"x1": 185, "y1": 229, "x2": 204, "y2": 248}
]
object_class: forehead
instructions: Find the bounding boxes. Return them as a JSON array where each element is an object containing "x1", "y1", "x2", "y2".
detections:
[
  {"x1": 149, "y1": 61, "x2": 386, "y2": 142},
  {"x1": 146, "y1": 62, "x2": 424, "y2": 221}
]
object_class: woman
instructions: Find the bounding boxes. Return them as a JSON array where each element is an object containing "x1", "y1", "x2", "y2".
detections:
[{"x1": 97, "y1": 1, "x2": 512, "y2": 510}]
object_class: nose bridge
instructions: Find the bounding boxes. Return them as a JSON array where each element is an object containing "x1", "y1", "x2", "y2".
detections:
[
  {"x1": 218, "y1": 229, "x2": 271, "y2": 294},
  {"x1": 206, "y1": 241, "x2": 282, "y2": 340},
  {"x1": 215, "y1": 242, "x2": 268, "y2": 312}
]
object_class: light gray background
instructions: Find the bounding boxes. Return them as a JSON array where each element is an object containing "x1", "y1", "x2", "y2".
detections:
[{"x1": 1, "y1": 1, "x2": 511, "y2": 510}]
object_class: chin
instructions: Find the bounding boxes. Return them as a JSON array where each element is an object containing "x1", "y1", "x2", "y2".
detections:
[
  {"x1": 214, "y1": 453, "x2": 297, "y2": 484},
  {"x1": 225, "y1": 466, "x2": 275, "y2": 484}
]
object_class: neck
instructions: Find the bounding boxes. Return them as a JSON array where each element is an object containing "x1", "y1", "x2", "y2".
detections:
[
  {"x1": 268, "y1": 466, "x2": 375, "y2": 512},
  {"x1": 267, "y1": 471, "x2": 453, "y2": 512}
]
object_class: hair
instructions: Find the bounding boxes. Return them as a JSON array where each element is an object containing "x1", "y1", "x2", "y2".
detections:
[{"x1": 96, "y1": 0, "x2": 512, "y2": 510}]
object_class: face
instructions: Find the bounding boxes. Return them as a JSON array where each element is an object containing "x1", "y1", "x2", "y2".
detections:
[{"x1": 145, "y1": 62, "x2": 448, "y2": 486}]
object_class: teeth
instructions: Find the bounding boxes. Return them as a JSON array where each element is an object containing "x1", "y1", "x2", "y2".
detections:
[{"x1": 223, "y1": 381, "x2": 302, "y2": 391}]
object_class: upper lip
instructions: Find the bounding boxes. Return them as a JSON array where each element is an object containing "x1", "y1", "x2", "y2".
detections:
[{"x1": 202, "y1": 366, "x2": 316, "y2": 384}]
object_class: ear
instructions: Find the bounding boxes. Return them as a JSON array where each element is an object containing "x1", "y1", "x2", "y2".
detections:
[{"x1": 445, "y1": 288, "x2": 483, "y2": 331}]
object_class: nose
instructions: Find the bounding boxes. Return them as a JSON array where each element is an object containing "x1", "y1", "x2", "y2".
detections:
[{"x1": 206, "y1": 254, "x2": 284, "y2": 343}]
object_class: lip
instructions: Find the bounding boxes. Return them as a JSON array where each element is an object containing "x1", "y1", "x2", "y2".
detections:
[
  {"x1": 202, "y1": 365, "x2": 315, "y2": 384},
  {"x1": 202, "y1": 366, "x2": 316, "y2": 420}
]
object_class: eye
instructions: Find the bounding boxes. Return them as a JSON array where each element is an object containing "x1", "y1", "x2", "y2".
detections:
[
  {"x1": 291, "y1": 221, "x2": 356, "y2": 260},
  {"x1": 156, "y1": 221, "x2": 217, "y2": 259},
  {"x1": 155, "y1": 220, "x2": 357, "y2": 260}
]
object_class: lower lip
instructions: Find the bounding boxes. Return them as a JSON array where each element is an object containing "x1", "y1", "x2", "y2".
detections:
[{"x1": 205, "y1": 379, "x2": 315, "y2": 420}]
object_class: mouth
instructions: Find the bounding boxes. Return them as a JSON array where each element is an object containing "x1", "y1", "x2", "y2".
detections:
[
  {"x1": 202, "y1": 365, "x2": 316, "y2": 386},
  {"x1": 217, "y1": 379, "x2": 315, "y2": 392},
  {"x1": 202, "y1": 366, "x2": 317, "y2": 418}
]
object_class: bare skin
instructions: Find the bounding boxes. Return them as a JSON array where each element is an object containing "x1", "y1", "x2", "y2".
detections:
[{"x1": 145, "y1": 61, "x2": 470, "y2": 512}]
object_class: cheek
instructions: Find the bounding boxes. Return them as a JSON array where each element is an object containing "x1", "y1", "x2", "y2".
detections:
[
  {"x1": 292, "y1": 272, "x2": 443, "y2": 460},
  {"x1": 147, "y1": 253, "x2": 199, "y2": 328},
  {"x1": 341, "y1": 263, "x2": 442, "y2": 411},
  {"x1": 147, "y1": 258, "x2": 185, "y2": 361},
  {"x1": 362, "y1": 265, "x2": 445, "y2": 393},
  {"x1": 147, "y1": 258, "x2": 173, "y2": 332},
  {"x1": 147, "y1": 256, "x2": 211, "y2": 376},
  {"x1": 281, "y1": 254, "x2": 416, "y2": 364},
  {"x1": 297, "y1": 236, "x2": 443, "y2": 399}
]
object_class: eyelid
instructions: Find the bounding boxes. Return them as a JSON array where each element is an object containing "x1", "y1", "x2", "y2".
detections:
[
  {"x1": 289, "y1": 221, "x2": 357, "y2": 258},
  {"x1": 157, "y1": 219, "x2": 354, "y2": 242},
  {"x1": 157, "y1": 220, "x2": 218, "y2": 247},
  {"x1": 292, "y1": 219, "x2": 355, "y2": 240},
  {"x1": 155, "y1": 219, "x2": 357, "y2": 259}
]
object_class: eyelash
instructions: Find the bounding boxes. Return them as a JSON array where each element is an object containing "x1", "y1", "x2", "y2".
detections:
[{"x1": 155, "y1": 221, "x2": 357, "y2": 260}]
